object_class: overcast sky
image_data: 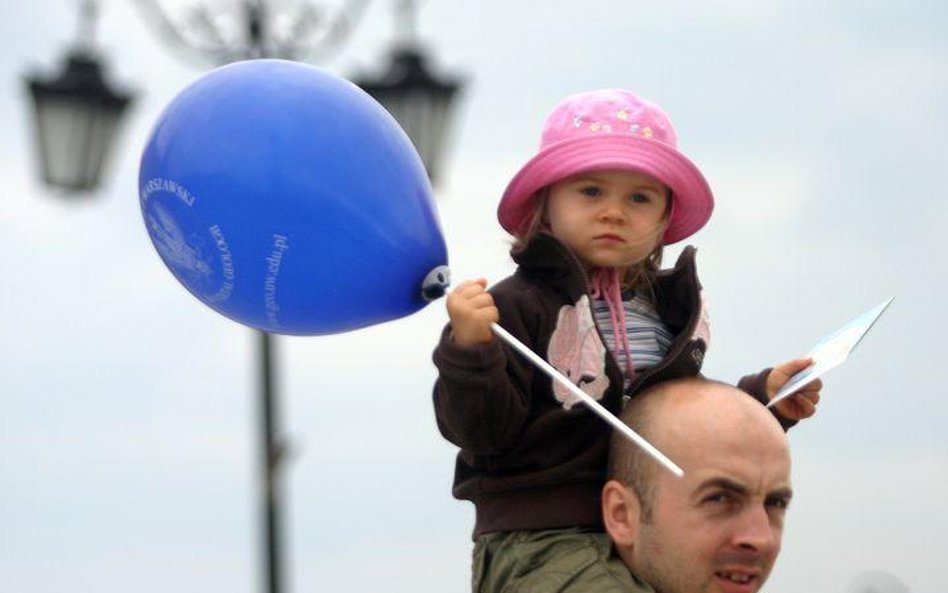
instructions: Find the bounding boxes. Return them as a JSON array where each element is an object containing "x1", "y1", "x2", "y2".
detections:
[{"x1": 2, "y1": 1, "x2": 946, "y2": 592}]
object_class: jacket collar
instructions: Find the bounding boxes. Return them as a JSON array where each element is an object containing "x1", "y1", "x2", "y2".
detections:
[{"x1": 511, "y1": 232, "x2": 589, "y2": 299}]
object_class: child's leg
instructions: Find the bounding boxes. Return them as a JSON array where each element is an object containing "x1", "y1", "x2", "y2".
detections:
[{"x1": 471, "y1": 528, "x2": 646, "y2": 593}]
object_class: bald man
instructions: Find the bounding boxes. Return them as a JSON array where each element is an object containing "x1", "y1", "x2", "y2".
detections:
[{"x1": 602, "y1": 377, "x2": 793, "y2": 593}]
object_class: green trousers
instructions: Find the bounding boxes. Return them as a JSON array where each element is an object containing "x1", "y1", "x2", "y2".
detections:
[{"x1": 472, "y1": 528, "x2": 653, "y2": 593}]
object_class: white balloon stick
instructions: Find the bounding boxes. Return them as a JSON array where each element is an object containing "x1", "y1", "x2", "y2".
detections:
[{"x1": 490, "y1": 322, "x2": 684, "y2": 478}]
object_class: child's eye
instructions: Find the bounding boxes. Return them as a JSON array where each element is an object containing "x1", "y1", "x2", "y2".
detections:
[
  {"x1": 580, "y1": 186, "x2": 602, "y2": 198},
  {"x1": 629, "y1": 192, "x2": 653, "y2": 204}
]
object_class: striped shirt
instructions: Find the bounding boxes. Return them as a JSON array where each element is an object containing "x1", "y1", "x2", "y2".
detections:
[{"x1": 592, "y1": 290, "x2": 673, "y2": 384}]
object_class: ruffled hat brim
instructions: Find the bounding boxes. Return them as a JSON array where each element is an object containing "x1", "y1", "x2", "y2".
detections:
[{"x1": 498, "y1": 134, "x2": 714, "y2": 245}]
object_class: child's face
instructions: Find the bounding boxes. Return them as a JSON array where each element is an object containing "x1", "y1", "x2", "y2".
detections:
[{"x1": 546, "y1": 169, "x2": 669, "y2": 270}]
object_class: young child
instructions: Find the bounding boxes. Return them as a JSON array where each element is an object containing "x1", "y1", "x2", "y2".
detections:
[{"x1": 432, "y1": 89, "x2": 820, "y2": 592}]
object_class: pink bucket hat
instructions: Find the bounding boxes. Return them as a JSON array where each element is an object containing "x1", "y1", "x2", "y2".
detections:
[{"x1": 498, "y1": 89, "x2": 714, "y2": 245}]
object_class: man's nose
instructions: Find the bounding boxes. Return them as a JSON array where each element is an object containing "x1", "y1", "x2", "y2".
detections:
[{"x1": 732, "y1": 505, "x2": 781, "y2": 553}]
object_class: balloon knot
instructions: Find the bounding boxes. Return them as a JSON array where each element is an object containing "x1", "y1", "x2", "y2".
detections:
[{"x1": 421, "y1": 265, "x2": 451, "y2": 301}]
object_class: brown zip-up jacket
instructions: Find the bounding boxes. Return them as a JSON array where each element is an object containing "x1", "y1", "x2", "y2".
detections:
[{"x1": 432, "y1": 232, "x2": 773, "y2": 539}]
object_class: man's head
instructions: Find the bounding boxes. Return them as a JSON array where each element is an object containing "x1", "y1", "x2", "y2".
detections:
[{"x1": 603, "y1": 377, "x2": 792, "y2": 593}]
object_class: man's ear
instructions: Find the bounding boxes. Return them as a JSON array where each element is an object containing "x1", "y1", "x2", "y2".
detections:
[{"x1": 602, "y1": 479, "x2": 641, "y2": 547}]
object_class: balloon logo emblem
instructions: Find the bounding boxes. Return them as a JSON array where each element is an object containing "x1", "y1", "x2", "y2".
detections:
[{"x1": 139, "y1": 60, "x2": 450, "y2": 335}]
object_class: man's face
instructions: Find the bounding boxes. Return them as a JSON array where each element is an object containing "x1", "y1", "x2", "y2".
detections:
[{"x1": 629, "y1": 417, "x2": 792, "y2": 593}]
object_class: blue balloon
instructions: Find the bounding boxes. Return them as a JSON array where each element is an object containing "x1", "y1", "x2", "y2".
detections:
[{"x1": 139, "y1": 60, "x2": 450, "y2": 335}]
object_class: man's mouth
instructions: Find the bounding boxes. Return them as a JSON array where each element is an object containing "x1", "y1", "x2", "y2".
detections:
[
  {"x1": 713, "y1": 569, "x2": 760, "y2": 592},
  {"x1": 716, "y1": 571, "x2": 754, "y2": 584}
]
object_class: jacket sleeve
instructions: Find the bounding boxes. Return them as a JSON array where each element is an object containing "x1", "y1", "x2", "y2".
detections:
[
  {"x1": 737, "y1": 368, "x2": 798, "y2": 431},
  {"x1": 431, "y1": 288, "x2": 539, "y2": 456}
]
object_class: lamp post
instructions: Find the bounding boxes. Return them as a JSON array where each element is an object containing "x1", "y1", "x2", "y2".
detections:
[{"x1": 21, "y1": 3, "x2": 463, "y2": 593}]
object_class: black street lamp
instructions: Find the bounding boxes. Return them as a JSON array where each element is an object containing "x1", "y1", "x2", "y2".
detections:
[
  {"x1": 355, "y1": 46, "x2": 461, "y2": 184},
  {"x1": 354, "y1": 0, "x2": 462, "y2": 184},
  {"x1": 24, "y1": 1, "x2": 133, "y2": 193}
]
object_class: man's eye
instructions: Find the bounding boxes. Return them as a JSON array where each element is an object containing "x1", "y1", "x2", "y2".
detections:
[
  {"x1": 703, "y1": 492, "x2": 735, "y2": 505},
  {"x1": 766, "y1": 496, "x2": 791, "y2": 510}
]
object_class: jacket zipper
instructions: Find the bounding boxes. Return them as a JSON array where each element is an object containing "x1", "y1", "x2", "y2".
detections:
[{"x1": 625, "y1": 247, "x2": 702, "y2": 398}]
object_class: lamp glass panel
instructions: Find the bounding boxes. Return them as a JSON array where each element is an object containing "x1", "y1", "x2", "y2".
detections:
[{"x1": 32, "y1": 96, "x2": 122, "y2": 191}]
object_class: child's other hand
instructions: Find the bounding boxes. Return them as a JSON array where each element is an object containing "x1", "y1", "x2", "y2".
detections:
[
  {"x1": 767, "y1": 358, "x2": 822, "y2": 421},
  {"x1": 446, "y1": 278, "x2": 499, "y2": 347}
]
